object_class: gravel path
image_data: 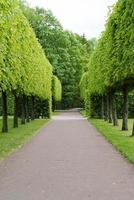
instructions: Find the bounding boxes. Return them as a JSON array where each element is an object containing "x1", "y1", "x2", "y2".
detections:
[{"x1": 0, "y1": 110, "x2": 134, "y2": 200}]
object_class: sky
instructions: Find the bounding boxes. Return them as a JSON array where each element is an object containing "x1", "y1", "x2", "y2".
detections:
[{"x1": 26, "y1": 0, "x2": 117, "y2": 39}]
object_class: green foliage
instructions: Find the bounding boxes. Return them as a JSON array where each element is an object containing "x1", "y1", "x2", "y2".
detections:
[
  {"x1": 87, "y1": 0, "x2": 133, "y2": 95},
  {"x1": 0, "y1": 0, "x2": 52, "y2": 104},
  {"x1": 21, "y1": 5, "x2": 94, "y2": 108},
  {"x1": 79, "y1": 72, "x2": 89, "y2": 100},
  {"x1": 52, "y1": 75, "x2": 62, "y2": 102},
  {"x1": 80, "y1": 0, "x2": 134, "y2": 116}
]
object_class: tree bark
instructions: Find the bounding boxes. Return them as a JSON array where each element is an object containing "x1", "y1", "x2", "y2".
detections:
[
  {"x1": 104, "y1": 95, "x2": 108, "y2": 121},
  {"x1": 52, "y1": 97, "x2": 55, "y2": 112},
  {"x1": 105, "y1": 95, "x2": 109, "y2": 121},
  {"x1": 112, "y1": 94, "x2": 118, "y2": 126},
  {"x1": 122, "y1": 85, "x2": 128, "y2": 131},
  {"x1": 13, "y1": 93, "x2": 19, "y2": 128},
  {"x1": 25, "y1": 96, "x2": 30, "y2": 123},
  {"x1": 41, "y1": 100, "x2": 44, "y2": 119},
  {"x1": 21, "y1": 95, "x2": 26, "y2": 124},
  {"x1": 101, "y1": 95, "x2": 104, "y2": 119},
  {"x1": 2, "y1": 91, "x2": 8, "y2": 133},
  {"x1": 132, "y1": 121, "x2": 134, "y2": 136},
  {"x1": 31, "y1": 96, "x2": 35, "y2": 120},
  {"x1": 108, "y1": 93, "x2": 113, "y2": 123}
]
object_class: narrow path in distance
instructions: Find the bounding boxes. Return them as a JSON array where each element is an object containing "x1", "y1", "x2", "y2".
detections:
[{"x1": 0, "y1": 110, "x2": 134, "y2": 200}]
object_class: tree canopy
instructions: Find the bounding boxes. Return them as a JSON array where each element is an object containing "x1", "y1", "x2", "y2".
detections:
[
  {"x1": 21, "y1": 3, "x2": 94, "y2": 108},
  {"x1": 0, "y1": 0, "x2": 57, "y2": 132},
  {"x1": 52, "y1": 75, "x2": 62, "y2": 103},
  {"x1": 0, "y1": 0, "x2": 52, "y2": 101},
  {"x1": 83, "y1": 0, "x2": 134, "y2": 97},
  {"x1": 80, "y1": 0, "x2": 134, "y2": 131}
]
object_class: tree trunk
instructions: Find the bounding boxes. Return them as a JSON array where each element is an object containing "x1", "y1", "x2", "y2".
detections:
[
  {"x1": 104, "y1": 96, "x2": 107, "y2": 121},
  {"x1": 52, "y1": 97, "x2": 55, "y2": 112},
  {"x1": 108, "y1": 93, "x2": 113, "y2": 123},
  {"x1": 105, "y1": 95, "x2": 109, "y2": 121},
  {"x1": 112, "y1": 94, "x2": 118, "y2": 126},
  {"x1": 2, "y1": 91, "x2": 8, "y2": 133},
  {"x1": 31, "y1": 96, "x2": 35, "y2": 120},
  {"x1": 21, "y1": 95, "x2": 26, "y2": 124},
  {"x1": 40, "y1": 100, "x2": 43, "y2": 118},
  {"x1": 13, "y1": 93, "x2": 19, "y2": 128},
  {"x1": 132, "y1": 121, "x2": 134, "y2": 136},
  {"x1": 101, "y1": 95, "x2": 104, "y2": 119},
  {"x1": 122, "y1": 85, "x2": 128, "y2": 131},
  {"x1": 25, "y1": 96, "x2": 30, "y2": 123}
]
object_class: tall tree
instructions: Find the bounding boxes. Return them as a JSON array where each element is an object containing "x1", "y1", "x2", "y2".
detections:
[{"x1": 21, "y1": 4, "x2": 94, "y2": 108}]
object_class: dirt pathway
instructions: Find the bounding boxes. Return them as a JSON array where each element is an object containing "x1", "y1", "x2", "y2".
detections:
[{"x1": 0, "y1": 111, "x2": 134, "y2": 200}]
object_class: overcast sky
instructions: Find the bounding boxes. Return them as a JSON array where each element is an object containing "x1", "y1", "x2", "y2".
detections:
[{"x1": 26, "y1": 0, "x2": 117, "y2": 39}]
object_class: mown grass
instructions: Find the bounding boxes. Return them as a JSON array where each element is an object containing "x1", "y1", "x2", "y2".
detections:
[
  {"x1": 89, "y1": 118, "x2": 134, "y2": 164},
  {"x1": 0, "y1": 118, "x2": 50, "y2": 160}
]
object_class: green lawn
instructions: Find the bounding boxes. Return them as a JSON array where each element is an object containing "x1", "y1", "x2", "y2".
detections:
[
  {"x1": 0, "y1": 118, "x2": 50, "y2": 160},
  {"x1": 90, "y1": 118, "x2": 134, "y2": 164}
]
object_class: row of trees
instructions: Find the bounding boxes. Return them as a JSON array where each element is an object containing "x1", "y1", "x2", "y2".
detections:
[
  {"x1": 80, "y1": 0, "x2": 134, "y2": 133},
  {"x1": 20, "y1": 2, "x2": 95, "y2": 108},
  {"x1": 0, "y1": 0, "x2": 62, "y2": 133},
  {"x1": 52, "y1": 75, "x2": 62, "y2": 111}
]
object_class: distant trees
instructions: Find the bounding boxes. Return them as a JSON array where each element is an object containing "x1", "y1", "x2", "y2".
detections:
[
  {"x1": 52, "y1": 76, "x2": 62, "y2": 111},
  {"x1": 80, "y1": 0, "x2": 134, "y2": 133},
  {"x1": 21, "y1": 3, "x2": 94, "y2": 108},
  {"x1": 0, "y1": 0, "x2": 62, "y2": 132}
]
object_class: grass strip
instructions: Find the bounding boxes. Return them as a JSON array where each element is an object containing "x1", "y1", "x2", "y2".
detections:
[
  {"x1": 89, "y1": 118, "x2": 134, "y2": 164},
  {"x1": 0, "y1": 118, "x2": 50, "y2": 160}
]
